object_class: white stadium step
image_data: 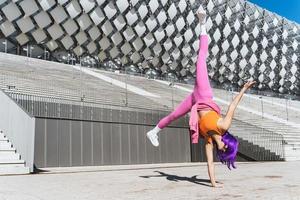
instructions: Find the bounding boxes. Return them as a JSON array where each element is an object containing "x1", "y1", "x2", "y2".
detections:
[
  {"x1": 0, "y1": 135, "x2": 7, "y2": 140},
  {"x1": 0, "y1": 149, "x2": 16, "y2": 153},
  {"x1": 0, "y1": 131, "x2": 30, "y2": 175},
  {"x1": 285, "y1": 157, "x2": 300, "y2": 161},
  {"x1": 284, "y1": 148, "x2": 300, "y2": 160},
  {"x1": 0, "y1": 153, "x2": 20, "y2": 161},
  {"x1": 0, "y1": 152, "x2": 20, "y2": 160},
  {"x1": 0, "y1": 141, "x2": 12, "y2": 149},
  {"x1": 0, "y1": 146, "x2": 16, "y2": 151},
  {"x1": 284, "y1": 145, "x2": 300, "y2": 161},
  {"x1": 283, "y1": 135, "x2": 300, "y2": 138},
  {"x1": 285, "y1": 141, "x2": 300, "y2": 145},
  {"x1": 0, "y1": 159, "x2": 26, "y2": 167},
  {"x1": 0, "y1": 166, "x2": 30, "y2": 175}
]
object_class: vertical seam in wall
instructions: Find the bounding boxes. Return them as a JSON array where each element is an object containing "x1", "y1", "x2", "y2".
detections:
[
  {"x1": 57, "y1": 120, "x2": 59, "y2": 167},
  {"x1": 101, "y1": 122, "x2": 104, "y2": 165},
  {"x1": 136, "y1": 124, "x2": 139, "y2": 164},
  {"x1": 143, "y1": 127, "x2": 146, "y2": 164},
  {"x1": 110, "y1": 123, "x2": 113, "y2": 164},
  {"x1": 44, "y1": 119, "x2": 47, "y2": 167},
  {"x1": 91, "y1": 122, "x2": 94, "y2": 166},
  {"x1": 158, "y1": 111, "x2": 162, "y2": 163},
  {"x1": 166, "y1": 128, "x2": 169, "y2": 163},
  {"x1": 69, "y1": 120, "x2": 72, "y2": 166},
  {"x1": 128, "y1": 124, "x2": 131, "y2": 164},
  {"x1": 119, "y1": 123, "x2": 122, "y2": 164},
  {"x1": 144, "y1": 113, "x2": 147, "y2": 164},
  {"x1": 81, "y1": 121, "x2": 83, "y2": 166}
]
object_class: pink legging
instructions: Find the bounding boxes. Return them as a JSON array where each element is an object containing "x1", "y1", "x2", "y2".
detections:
[{"x1": 158, "y1": 35, "x2": 213, "y2": 129}]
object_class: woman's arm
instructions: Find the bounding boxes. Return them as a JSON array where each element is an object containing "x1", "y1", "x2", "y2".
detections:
[
  {"x1": 205, "y1": 141, "x2": 218, "y2": 187},
  {"x1": 218, "y1": 81, "x2": 256, "y2": 132}
]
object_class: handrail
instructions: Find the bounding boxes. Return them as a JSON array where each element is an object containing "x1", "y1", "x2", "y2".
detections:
[
  {"x1": 5, "y1": 91, "x2": 171, "y2": 113},
  {"x1": 0, "y1": 89, "x2": 34, "y2": 117},
  {"x1": 231, "y1": 116, "x2": 285, "y2": 159}
]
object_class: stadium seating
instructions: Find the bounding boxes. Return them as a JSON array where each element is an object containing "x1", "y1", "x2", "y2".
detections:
[{"x1": 0, "y1": 52, "x2": 299, "y2": 161}]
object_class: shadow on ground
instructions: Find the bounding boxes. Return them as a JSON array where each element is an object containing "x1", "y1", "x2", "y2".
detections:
[{"x1": 140, "y1": 171, "x2": 214, "y2": 187}]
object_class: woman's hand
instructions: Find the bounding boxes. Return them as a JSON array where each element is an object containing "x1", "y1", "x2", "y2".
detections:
[
  {"x1": 220, "y1": 81, "x2": 256, "y2": 132},
  {"x1": 243, "y1": 81, "x2": 256, "y2": 90},
  {"x1": 211, "y1": 182, "x2": 224, "y2": 188}
]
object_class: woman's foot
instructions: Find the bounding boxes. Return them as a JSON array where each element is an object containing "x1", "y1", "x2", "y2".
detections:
[
  {"x1": 196, "y1": 7, "x2": 206, "y2": 24},
  {"x1": 147, "y1": 130, "x2": 159, "y2": 147}
]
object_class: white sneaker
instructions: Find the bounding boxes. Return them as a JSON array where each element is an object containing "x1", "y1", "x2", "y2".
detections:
[
  {"x1": 147, "y1": 130, "x2": 159, "y2": 147},
  {"x1": 196, "y1": 7, "x2": 207, "y2": 24}
]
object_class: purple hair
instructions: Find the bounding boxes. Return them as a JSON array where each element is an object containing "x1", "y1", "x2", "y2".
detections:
[{"x1": 216, "y1": 131, "x2": 239, "y2": 170}]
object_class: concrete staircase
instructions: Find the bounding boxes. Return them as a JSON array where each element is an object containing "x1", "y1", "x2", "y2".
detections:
[
  {"x1": 0, "y1": 131, "x2": 29, "y2": 175},
  {"x1": 237, "y1": 136, "x2": 283, "y2": 161}
]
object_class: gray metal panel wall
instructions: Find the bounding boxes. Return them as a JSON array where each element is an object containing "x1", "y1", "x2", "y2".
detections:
[{"x1": 34, "y1": 118, "x2": 190, "y2": 168}]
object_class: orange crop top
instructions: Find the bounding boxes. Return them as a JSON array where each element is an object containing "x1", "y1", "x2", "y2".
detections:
[{"x1": 199, "y1": 110, "x2": 223, "y2": 143}]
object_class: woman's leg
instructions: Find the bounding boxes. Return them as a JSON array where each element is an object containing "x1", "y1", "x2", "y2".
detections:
[
  {"x1": 147, "y1": 93, "x2": 194, "y2": 146},
  {"x1": 193, "y1": 8, "x2": 213, "y2": 101},
  {"x1": 157, "y1": 93, "x2": 194, "y2": 129}
]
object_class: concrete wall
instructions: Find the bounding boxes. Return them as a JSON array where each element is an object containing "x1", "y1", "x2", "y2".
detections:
[{"x1": 0, "y1": 90, "x2": 35, "y2": 172}]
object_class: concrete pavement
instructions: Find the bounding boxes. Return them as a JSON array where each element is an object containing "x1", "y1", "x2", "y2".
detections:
[{"x1": 0, "y1": 162, "x2": 299, "y2": 200}]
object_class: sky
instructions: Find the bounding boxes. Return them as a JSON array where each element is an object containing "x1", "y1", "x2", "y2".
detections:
[{"x1": 247, "y1": 0, "x2": 300, "y2": 24}]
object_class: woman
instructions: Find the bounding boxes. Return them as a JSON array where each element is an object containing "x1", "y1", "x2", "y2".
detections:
[{"x1": 147, "y1": 7, "x2": 255, "y2": 187}]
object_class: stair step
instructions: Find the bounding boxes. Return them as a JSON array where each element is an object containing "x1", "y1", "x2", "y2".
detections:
[
  {"x1": 0, "y1": 149, "x2": 16, "y2": 153},
  {"x1": 285, "y1": 141, "x2": 300, "y2": 145},
  {"x1": 0, "y1": 153, "x2": 20, "y2": 160},
  {"x1": 284, "y1": 144, "x2": 300, "y2": 149},
  {"x1": 0, "y1": 166, "x2": 29, "y2": 175},
  {"x1": 283, "y1": 135, "x2": 300, "y2": 138},
  {"x1": 0, "y1": 159, "x2": 25, "y2": 164},
  {"x1": 284, "y1": 138, "x2": 300, "y2": 141},
  {"x1": 0, "y1": 160, "x2": 25, "y2": 167},
  {"x1": 0, "y1": 135, "x2": 7, "y2": 140},
  {"x1": 0, "y1": 158, "x2": 22, "y2": 163},
  {"x1": 284, "y1": 152, "x2": 300, "y2": 157},
  {"x1": 285, "y1": 156, "x2": 300, "y2": 161},
  {"x1": 0, "y1": 147, "x2": 16, "y2": 151},
  {"x1": 284, "y1": 147, "x2": 300, "y2": 152},
  {"x1": 0, "y1": 151, "x2": 18, "y2": 156},
  {"x1": 0, "y1": 142, "x2": 12, "y2": 148}
]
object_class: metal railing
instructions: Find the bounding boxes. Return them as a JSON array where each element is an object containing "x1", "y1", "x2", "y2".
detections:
[
  {"x1": 6, "y1": 92, "x2": 180, "y2": 125},
  {"x1": 1, "y1": 59, "x2": 299, "y2": 134},
  {"x1": 6, "y1": 91, "x2": 286, "y2": 161},
  {"x1": 7, "y1": 91, "x2": 169, "y2": 113},
  {"x1": 231, "y1": 117, "x2": 285, "y2": 160},
  {"x1": 222, "y1": 87, "x2": 300, "y2": 124},
  {"x1": 0, "y1": 52, "x2": 191, "y2": 112},
  {"x1": 0, "y1": 73, "x2": 173, "y2": 112}
]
